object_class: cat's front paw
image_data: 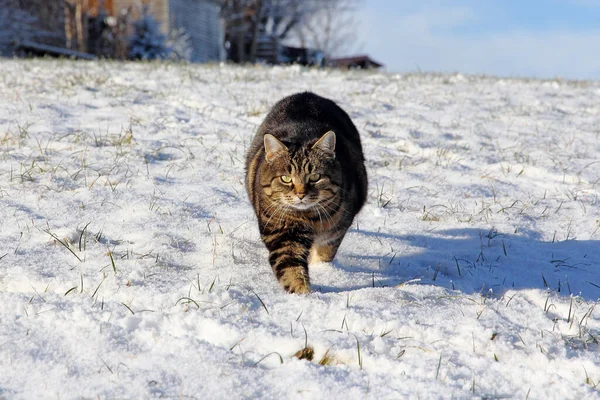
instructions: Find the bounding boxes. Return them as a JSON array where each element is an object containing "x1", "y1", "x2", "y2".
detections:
[
  {"x1": 279, "y1": 267, "x2": 311, "y2": 294},
  {"x1": 308, "y1": 243, "x2": 337, "y2": 264}
]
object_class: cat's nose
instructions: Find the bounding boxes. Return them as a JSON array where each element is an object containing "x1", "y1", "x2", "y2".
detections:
[{"x1": 295, "y1": 184, "x2": 307, "y2": 199}]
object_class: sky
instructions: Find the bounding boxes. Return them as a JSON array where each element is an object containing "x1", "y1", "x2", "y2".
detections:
[{"x1": 358, "y1": 0, "x2": 600, "y2": 80}]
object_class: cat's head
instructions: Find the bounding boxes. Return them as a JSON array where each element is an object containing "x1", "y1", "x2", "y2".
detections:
[{"x1": 260, "y1": 131, "x2": 341, "y2": 211}]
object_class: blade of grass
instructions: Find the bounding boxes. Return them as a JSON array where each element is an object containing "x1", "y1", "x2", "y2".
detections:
[
  {"x1": 121, "y1": 302, "x2": 135, "y2": 315},
  {"x1": 79, "y1": 222, "x2": 91, "y2": 252},
  {"x1": 435, "y1": 352, "x2": 443, "y2": 380},
  {"x1": 175, "y1": 297, "x2": 200, "y2": 309},
  {"x1": 44, "y1": 229, "x2": 82, "y2": 262},
  {"x1": 250, "y1": 289, "x2": 269, "y2": 314},
  {"x1": 64, "y1": 286, "x2": 78, "y2": 296},
  {"x1": 91, "y1": 274, "x2": 107, "y2": 299},
  {"x1": 252, "y1": 352, "x2": 283, "y2": 367},
  {"x1": 108, "y1": 248, "x2": 117, "y2": 275}
]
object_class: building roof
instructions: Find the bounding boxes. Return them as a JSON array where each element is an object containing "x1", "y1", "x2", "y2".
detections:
[{"x1": 329, "y1": 55, "x2": 384, "y2": 69}]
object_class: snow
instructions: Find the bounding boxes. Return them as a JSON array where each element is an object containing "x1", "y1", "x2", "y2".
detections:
[{"x1": 0, "y1": 59, "x2": 599, "y2": 399}]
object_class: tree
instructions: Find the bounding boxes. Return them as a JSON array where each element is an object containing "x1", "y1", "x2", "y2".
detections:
[
  {"x1": 291, "y1": 0, "x2": 362, "y2": 59},
  {"x1": 167, "y1": 27, "x2": 193, "y2": 61},
  {"x1": 220, "y1": 0, "x2": 306, "y2": 62},
  {"x1": 128, "y1": 5, "x2": 171, "y2": 60},
  {"x1": 220, "y1": 0, "x2": 357, "y2": 63}
]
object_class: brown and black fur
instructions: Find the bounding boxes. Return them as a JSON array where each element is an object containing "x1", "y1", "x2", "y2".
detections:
[{"x1": 245, "y1": 92, "x2": 368, "y2": 293}]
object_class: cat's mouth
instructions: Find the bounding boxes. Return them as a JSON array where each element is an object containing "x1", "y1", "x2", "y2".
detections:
[{"x1": 290, "y1": 198, "x2": 316, "y2": 210}]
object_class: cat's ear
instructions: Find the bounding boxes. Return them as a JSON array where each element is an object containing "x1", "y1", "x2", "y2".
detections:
[
  {"x1": 264, "y1": 134, "x2": 288, "y2": 161},
  {"x1": 312, "y1": 130, "x2": 336, "y2": 158}
]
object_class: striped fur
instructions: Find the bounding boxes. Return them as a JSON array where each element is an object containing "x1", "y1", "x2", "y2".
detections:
[{"x1": 245, "y1": 92, "x2": 367, "y2": 293}]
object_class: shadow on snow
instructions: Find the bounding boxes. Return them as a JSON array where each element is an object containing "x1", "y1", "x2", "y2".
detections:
[{"x1": 316, "y1": 228, "x2": 599, "y2": 301}]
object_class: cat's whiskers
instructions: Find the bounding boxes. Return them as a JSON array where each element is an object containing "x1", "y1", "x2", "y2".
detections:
[
  {"x1": 314, "y1": 202, "x2": 324, "y2": 225},
  {"x1": 262, "y1": 198, "x2": 282, "y2": 217},
  {"x1": 278, "y1": 204, "x2": 292, "y2": 226},
  {"x1": 332, "y1": 186, "x2": 351, "y2": 198},
  {"x1": 316, "y1": 203, "x2": 334, "y2": 226},
  {"x1": 263, "y1": 200, "x2": 286, "y2": 227},
  {"x1": 318, "y1": 196, "x2": 340, "y2": 213}
]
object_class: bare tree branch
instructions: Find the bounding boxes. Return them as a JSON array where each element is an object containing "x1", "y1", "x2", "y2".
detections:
[
  {"x1": 291, "y1": 0, "x2": 362, "y2": 59},
  {"x1": 220, "y1": 0, "x2": 361, "y2": 62}
]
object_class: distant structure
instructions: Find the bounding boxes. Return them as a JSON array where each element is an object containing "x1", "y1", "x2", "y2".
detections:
[
  {"x1": 329, "y1": 55, "x2": 384, "y2": 70},
  {"x1": 249, "y1": 39, "x2": 383, "y2": 69},
  {"x1": 165, "y1": 0, "x2": 225, "y2": 62},
  {"x1": 0, "y1": 0, "x2": 66, "y2": 55},
  {"x1": 2, "y1": 0, "x2": 381, "y2": 70},
  {"x1": 280, "y1": 46, "x2": 324, "y2": 66},
  {"x1": 250, "y1": 34, "x2": 324, "y2": 66},
  {"x1": 1, "y1": 0, "x2": 224, "y2": 62}
]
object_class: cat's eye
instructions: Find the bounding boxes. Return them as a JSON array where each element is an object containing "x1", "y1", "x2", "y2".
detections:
[
  {"x1": 280, "y1": 175, "x2": 292, "y2": 183},
  {"x1": 308, "y1": 173, "x2": 321, "y2": 183}
]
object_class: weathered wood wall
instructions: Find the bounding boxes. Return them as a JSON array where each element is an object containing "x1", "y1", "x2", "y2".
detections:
[{"x1": 169, "y1": 0, "x2": 223, "y2": 62}]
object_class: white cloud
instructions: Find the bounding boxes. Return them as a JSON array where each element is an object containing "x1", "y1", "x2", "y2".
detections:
[{"x1": 360, "y1": 4, "x2": 600, "y2": 80}]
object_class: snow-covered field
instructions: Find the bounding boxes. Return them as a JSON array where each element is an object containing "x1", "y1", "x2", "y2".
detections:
[{"x1": 0, "y1": 59, "x2": 599, "y2": 399}]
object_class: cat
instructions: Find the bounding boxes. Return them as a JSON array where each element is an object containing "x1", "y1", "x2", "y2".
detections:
[{"x1": 245, "y1": 92, "x2": 368, "y2": 294}]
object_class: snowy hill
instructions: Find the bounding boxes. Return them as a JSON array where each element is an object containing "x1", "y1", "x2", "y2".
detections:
[{"x1": 0, "y1": 59, "x2": 599, "y2": 399}]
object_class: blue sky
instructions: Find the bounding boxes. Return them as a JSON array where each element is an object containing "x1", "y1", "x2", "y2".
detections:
[{"x1": 358, "y1": 0, "x2": 600, "y2": 79}]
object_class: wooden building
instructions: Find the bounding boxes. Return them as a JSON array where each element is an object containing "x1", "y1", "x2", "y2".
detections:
[
  {"x1": 2, "y1": 0, "x2": 223, "y2": 62},
  {"x1": 90, "y1": 0, "x2": 224, "y2": 62},
  {"x1": 168, "y1": 0, "x2": 224, "y2": 62},
  {"x1": 329, "y1": 55, "x2": 384, "y2": 70}
]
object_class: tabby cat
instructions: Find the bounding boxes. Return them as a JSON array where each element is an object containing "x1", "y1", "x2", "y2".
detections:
[{"x1": 245, "y1": 92, "x2": 368, "y2": 294}]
